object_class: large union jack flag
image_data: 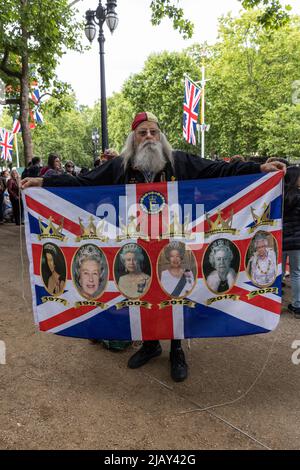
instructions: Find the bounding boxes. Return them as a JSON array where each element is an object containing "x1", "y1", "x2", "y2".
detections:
[
  {"x1": 23, "y1": 171, "x2": 283, "y2": 341},
  {"x1": 0, "y1": 127, "x2": 14, "y2": 162},
  {"x1": 183, "y1": 77, "x2": 202, "y2": 145}
]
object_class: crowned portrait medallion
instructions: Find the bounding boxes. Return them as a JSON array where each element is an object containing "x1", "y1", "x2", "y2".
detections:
[{"x1": 139, "y1": 191, "x2": 166, "y2": 215}]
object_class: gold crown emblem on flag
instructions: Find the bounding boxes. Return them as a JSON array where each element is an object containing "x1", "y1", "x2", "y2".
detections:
[
  {"x1": 249, "y1": 203, "x2": 275, "y2": 233},
  {"x1": 161, "y1": 213, "x2": 195, "y2": 240},
  {"x1": 117, "y1": 215, "x2": 149, "y2": 241},
  {"x1": 76, "y1": 216, "x2": 108, "y2": 242},
  {"x1": 205, "y1": 209, "x2": 238, "y2": 236},
  {"x1": 38, "y1": 216, "x2": 66, "y2": 241}
]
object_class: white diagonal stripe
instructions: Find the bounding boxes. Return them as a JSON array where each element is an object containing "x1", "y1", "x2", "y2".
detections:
[{"x1": 129, "y1": 306, "x2": 142, "y2": 340}]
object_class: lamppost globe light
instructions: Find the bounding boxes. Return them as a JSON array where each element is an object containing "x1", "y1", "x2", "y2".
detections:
[
  {"x1": 85, "y1": 22, "x2": 96, "y2": 42},
  {"x1": 106, "y1": 12, "x2": 118, "y2": 33}
]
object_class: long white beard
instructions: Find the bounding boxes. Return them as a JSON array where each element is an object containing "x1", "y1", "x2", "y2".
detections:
[{"x1": 133, "y1": 141, "x2": 166, "y2": 174}]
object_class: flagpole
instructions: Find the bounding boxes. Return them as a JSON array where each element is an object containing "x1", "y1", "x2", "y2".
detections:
[
  {"x1": 200, "y1": 50, "x2": 206, "y2": 159},
  {"x1": 14, "y1": 133, "x2": 20, "y2": 168}
]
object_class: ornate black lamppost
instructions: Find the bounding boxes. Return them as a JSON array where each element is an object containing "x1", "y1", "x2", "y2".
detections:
[{"x1": 85, "y1": 1, "x2": 118, "y2": 152}]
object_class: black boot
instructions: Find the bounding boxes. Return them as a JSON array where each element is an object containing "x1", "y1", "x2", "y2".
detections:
[
  {"x1": 128, "y1": 340, "x2": 162, "y2": 369},
  {"x1": 170, "y1": 340, "x2": 188, "y2": 382}
]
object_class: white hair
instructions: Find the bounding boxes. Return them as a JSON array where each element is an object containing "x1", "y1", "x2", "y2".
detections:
[
  {"x1": 209, "y1": 239, "x2": 233, "y2": 268},
  {"x1": 119, "y1": 243, "x2": 144, "y2": 272},
  {"x1": 121, "y1": 131, "x2": 174, "y2": 172}
]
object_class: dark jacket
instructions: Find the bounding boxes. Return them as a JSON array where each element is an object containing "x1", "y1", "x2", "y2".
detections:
[
  {"x1": 0, "y1": 176, "x2": 6, "y2": 194},
  {"x1": 7, "y1": 178, "x2": 20, "y2": 200},
  {"x1": 22, "y1": 164, "x2": 41, "y2": 179},
  {"x1": 42, "y1": 151, "x2": 262, "y2": 187},
  {"x1": 283, "y1": 190, "x2": 300, "y2": 251}
]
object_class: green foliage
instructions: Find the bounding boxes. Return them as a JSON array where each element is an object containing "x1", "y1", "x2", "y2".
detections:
[
  {"x1": 239, "y1": 0, "x2": 291, "y2": 29},
  {"x1": 258, "y1": 104, "x2": 300, "y2": 158},
  {"x1": 108, "y1": 10, "x2": 300, "y2": 159},
  {"x1": 201, "y1": 11, "x2": 300, "y2": 157},
  {"x1": 122, "y1": 51, "x2": 201, "y2": 153},
  {"x1": 150, "y1": 0, "x2": 194, "y2": 39},
  {"x1": 149, "y1": 0, "x2": 292, "y2": 35},
  {"x1": 0, "y1": 0, "x2": 83, "y2": 87},
  {"x1": 0, "y1": 0, "x2": 84, "y2": 163},
  {"x1": 31, "y1": 94, "x2": 94, "y2": 168},
  {"x1": 107, "y1": 93, "x2": 134, "y2": 152}
]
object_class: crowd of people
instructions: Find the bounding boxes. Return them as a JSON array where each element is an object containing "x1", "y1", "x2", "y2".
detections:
[{"x1": 0, "y1": 148, "x2": 119, "y2": 225}]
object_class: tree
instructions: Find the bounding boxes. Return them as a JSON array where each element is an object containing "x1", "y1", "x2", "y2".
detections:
[
  {"x1": 107, "y1": 93, "x2": 134, "y2": 152},
  {"x1": 0, "y1": 0, "x2": 83, "y2": 163},
  {"x1": 114, "y1": 10, "x2": 300, "y2": 158},
  {"x1": 258, "y1": 104, "x2": 300, "y2": 159},
  {"x1": 122, "y1": 51, "x2": 201, "y2": 152},
  {"x1": 239, "y1": 0, "x2": 292, "y2": 29},
  {"x1": 196, "y1": 11, "x2": 300, "y2": 156},
  {"x1": 31, "y1": 94, "x2": 95, "y2": 167},
  {"x1": 150, "y1": 1, "x2": 292, "y2": 32},
  {"x1": 150, "y1": 0, "x2": 194, "y2": 38}
]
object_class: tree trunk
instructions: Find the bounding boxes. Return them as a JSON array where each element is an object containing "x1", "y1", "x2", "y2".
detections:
[{"x1": 20, "y1": 0, "x2": 33, "y2": 165}]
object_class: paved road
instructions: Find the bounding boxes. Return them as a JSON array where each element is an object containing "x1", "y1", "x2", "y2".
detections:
[{"x1": 0, "y1": 224, "x2": 299, "y2": 450}]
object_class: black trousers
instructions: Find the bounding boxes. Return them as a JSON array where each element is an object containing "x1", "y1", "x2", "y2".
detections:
[
  {"x1": 144, "y1": 339, "x2": 181, "y2": 350},
  {"x1": 10, "y1": 197, "x2": 23, "y2": 225}
]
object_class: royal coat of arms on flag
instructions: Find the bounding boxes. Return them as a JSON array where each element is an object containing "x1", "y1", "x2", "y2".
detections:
[{"x1": 23, "y1": 171, "x2": 283, "y2": 340}]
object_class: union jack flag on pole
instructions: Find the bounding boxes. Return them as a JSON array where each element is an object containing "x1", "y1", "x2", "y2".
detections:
[
  {"x1": 23, "y1": 172, "x2": 283, "y2": 340},
  {"x1": 0, "y1": 127, "x2": 14, "y2": 162},
  {"x1": 183, "y1": 77, "x2": 202, "y2": 146},
  {"x1": 12, "y1": 118, "x2": 22, "y2": 134},
  {"x1": 30, "y1": 83, "x2": 44, "y2": 124}
]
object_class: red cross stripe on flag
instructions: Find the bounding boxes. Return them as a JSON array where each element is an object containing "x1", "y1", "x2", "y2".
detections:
[
  {"x1": 183, "y1": 77, "x2": 202, "y2": 145},
  {"x1": 0, "y1": 128, "x2": 14, "y2": 162}
]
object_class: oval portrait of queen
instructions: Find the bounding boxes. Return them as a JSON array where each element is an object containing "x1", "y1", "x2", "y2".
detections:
[
  {"x1": 157, "y1": 241, "x2": 197, "y2": 298},
  {"x1": 203, "y1": 239, "x2": 240, "y2": 294},
  {"x1": 72, "y1": 244, "x2": 108, "y2": 300},
  {"x1": 245, "y1": 231, "x2": 277, "y2": 287},
  {"x1": 114, "y1": 243, "x2": 151, "y2": 299}
]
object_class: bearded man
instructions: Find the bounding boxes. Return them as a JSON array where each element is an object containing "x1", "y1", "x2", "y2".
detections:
[{"x1": 21, "y1": 111, "x2": 285, "y2": 382}]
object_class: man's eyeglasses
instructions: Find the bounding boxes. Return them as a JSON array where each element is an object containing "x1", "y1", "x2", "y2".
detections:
[
  {"x1": 136, "y1": 129, "x2": 160, "y2": 137},
  {"x1": 66, "y1": 164, "x2": 74, "y2": 168}
]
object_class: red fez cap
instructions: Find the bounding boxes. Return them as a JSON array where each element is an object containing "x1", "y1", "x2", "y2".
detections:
[{"x1": 131, "y1": 112, "x2": 159, "y2": 131}]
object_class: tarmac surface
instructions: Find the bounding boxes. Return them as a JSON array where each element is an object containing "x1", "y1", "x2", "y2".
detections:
[{"x1": 0, "y1": 224, "x2": 300, "y2": 450}]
